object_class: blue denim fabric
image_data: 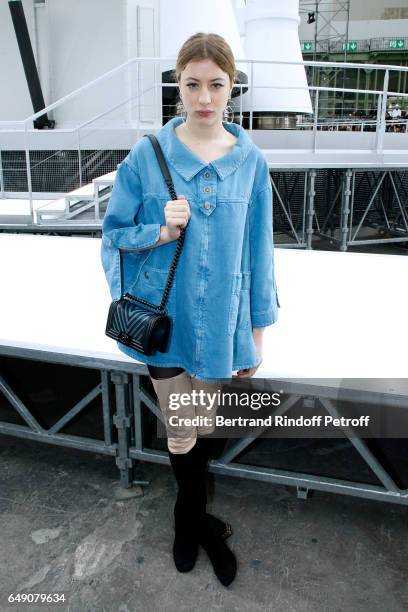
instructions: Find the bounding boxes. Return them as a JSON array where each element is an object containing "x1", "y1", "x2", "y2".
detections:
[{"x1": 100, "y1": 117, "x2": 280, "y2": 382}]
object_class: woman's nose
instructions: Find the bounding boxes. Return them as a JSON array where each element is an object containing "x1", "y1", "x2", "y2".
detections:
[{"x1": 198, "y1": 89, "x2": 212, "y2": 104}]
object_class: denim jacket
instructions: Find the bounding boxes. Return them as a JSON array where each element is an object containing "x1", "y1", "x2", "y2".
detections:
[{"x1": 101, "y1": 116, "x2": 280, "y2": 382}]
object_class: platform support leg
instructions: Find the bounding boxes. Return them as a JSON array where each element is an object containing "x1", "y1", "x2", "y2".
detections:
[
  {"x1": 94, "y1": 185, "x2": 100, "y2": 220},
  {"x1": 306, "y1": 169, "x2": 316, "y2": 249},
  {"x1": 297, "y1": 486, "x2": 313, "y2": 500},
  {"x1": 340, "y1": 169, "x2": 352, "y2": 252},
  {"x1": 111, "y1": 371, "x2": 134, "y2": 488}
]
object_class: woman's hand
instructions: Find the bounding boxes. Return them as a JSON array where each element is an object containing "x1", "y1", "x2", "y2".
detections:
[
  {"x1": 236, "y1": 328, "x2": 264, "y2": 378},
  {"x1": 163, "y1": 194, "x2": 191, "y2": 241}
]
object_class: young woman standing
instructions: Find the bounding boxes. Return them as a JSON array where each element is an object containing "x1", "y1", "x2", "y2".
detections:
[{"x1": 101, "y1": 32, "x2": 280, "y2": 587}]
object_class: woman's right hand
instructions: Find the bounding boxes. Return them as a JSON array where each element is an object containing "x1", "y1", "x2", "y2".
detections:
[{"x1": 163, "y1": 194, "x2": 191, "y2": 241}]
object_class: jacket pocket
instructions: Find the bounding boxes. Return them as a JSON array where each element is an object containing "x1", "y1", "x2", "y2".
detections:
[
  {"x1": 227, "y1": 273, "x2": 242, "y2": 336},
  {"x1": 129, "y1": 263, "x2": 177, "y2": 320},
  {"x1": 122, "y1": 249, "x2": 153, "y2": 295}
]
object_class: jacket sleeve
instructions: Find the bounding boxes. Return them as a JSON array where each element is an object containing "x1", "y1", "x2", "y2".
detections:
[
  {"x1": 100, "y1": 157, "x2": 161, "y2": 300},
  {"x1": 249, "y1": 161, "x2": 280, "y2": 328},
  {"x1": 101, "y1": 158, "x2": 161, "y2": 251}
]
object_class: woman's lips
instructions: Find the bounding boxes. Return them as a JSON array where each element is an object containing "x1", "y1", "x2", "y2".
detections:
[{"x1": 197, "y1": 111, "x2": 213, "y2": 117}]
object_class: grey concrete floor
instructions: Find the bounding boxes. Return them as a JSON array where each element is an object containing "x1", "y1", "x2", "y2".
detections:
[{"x1": 0, "y1": 435, "x2": 407, "y2": 612}]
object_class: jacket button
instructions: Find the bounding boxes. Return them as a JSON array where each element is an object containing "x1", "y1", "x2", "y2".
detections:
[
  {"x1": 204, "y1": 187, "x2": 211, "y2": 193},
  {"x1": 144, "y1": 271, "x2": 149, "y2": 278},
  {"x1": 204, "y1": 202, "x2": 211, "y2": 209},
  {"x1": 204, "y1": 171, "x2": 211, "y2": 179}
]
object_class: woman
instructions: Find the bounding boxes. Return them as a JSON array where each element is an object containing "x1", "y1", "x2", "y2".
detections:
[{"x1": 101, "y1": 32, "x2": 280, "y2": 587}]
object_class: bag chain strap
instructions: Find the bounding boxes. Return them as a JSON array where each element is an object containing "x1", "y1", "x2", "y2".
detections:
[{"x1": 123, "y1": 134, "x2": 186, "y2": 313}]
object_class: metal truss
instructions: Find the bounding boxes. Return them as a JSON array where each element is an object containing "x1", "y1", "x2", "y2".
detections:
[
  {"x1": 0, "y1": 351, "x2": 407, "y2": 505},
  {"x1": 270, "y1": 171, "x2": 309, "y2": 249},
  {"x1": 299, "y1": 0, "x2": 351, "y2": 112},
  {"x1": 130, "y1": 374, "x2": 408, "y2": 506},
  {"x1": 299, "y1": 0, "x2": 351, "y2": 51},
  {"x1": 315, "y1": 168, "x2": 408, "y2": 250},
  {"x1": 0, "y1": 353, "x2": 138, "y2": 488},
  {"x1": 273, "y1": 168, "x2": 408, "y2": 250}
]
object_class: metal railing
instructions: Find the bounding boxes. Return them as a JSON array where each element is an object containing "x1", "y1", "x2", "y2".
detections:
[
  {"x1": 298, "y1": 118, "x2": 408, "y2": 132},
  {"x1": 1, "y1": 56, "x2": 408, "y2": 218}
]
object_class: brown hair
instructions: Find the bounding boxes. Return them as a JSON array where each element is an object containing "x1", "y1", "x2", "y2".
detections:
[{"x1": 175, "y1": 32, "x2": 237, "y2": 87}]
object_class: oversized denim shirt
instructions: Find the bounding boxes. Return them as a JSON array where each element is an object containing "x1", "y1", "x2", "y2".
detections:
[{"x1": 100, "y1": 116, "x2": 280, "y2": 382}]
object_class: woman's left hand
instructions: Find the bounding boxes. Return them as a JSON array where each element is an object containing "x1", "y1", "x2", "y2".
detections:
[{"x1": 236, "y1": 328, "x2": 264, "y2": 378}]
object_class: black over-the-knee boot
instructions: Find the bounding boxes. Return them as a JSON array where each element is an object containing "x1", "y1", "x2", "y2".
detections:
[
  {"x1": 168, "y1": 439, "x2": 231, "y2": 573},
  {"x1": 194, "y1": 437, "x2": 237, "y2": 587}
]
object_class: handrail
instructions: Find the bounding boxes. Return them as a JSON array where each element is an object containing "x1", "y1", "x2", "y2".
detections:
[
  {"x1": 0, "y1": 85, "x2": 157, "y2": 133},
  {"x1": 1, "y1": 55, "x2": 408, "y2": 126},
  {"x1": 1, "y1": 82, "x2": 407, "y2": 133}
]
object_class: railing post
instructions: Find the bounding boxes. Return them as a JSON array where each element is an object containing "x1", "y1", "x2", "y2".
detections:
[
  {"x1": 249, "y1": 61, "x2": 254, "y2": 136},
  {"x1": 0, "y1": 149, "x2": 4, "y2": 198},
  {"x1": 239, "y1": 82, "x2": 243, "y2": 126},
  {"x1": 313, "y1": 89, "x2": 319, "y2": 153},
  {"x1": 376, "y1": 69, "x2": 389, "y2": 154},
  {"x1": 24, "y1": 121, "x2": 33, "y2": 222},
  {"x1": 137, "y1": 59, "x2": 141, "y2": 143},
  {"x1": 154, "y1": 57, "x2": 159, "y2": 127},
  {"x1": 375, "y1": 93, "x2": 382, "y2": 134},
  {"x1": 77, "y1": 129, "x2": 82, "y2": 188}
]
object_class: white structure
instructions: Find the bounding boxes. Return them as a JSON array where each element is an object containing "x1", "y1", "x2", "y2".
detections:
[{"x1": 239, "y1": 0, "x2": 313, "y2": 115}]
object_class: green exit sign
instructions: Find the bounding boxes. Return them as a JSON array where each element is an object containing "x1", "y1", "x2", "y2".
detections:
[
  {"x1": 303, "y1": 41, "x2": 313, "y2": 51},
  {"x1": 389, "y1": 39, "x2": 405, "y2": 49},
  {"x1": 342, "y1": 41, "x2": 358, "y2": 51}
]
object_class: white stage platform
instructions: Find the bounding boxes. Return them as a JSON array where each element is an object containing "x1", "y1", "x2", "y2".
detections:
[
  {"x1": 0, "y1": 233, "x2": 406, "y2": 381},
  {"x1": 0, "y1": 198, "x2": 54, "y2": 223}
]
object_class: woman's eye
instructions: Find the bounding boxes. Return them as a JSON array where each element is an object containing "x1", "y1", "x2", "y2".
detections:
[{"x1": 186, "y1": 83, "x2": 223, "y2": 89}]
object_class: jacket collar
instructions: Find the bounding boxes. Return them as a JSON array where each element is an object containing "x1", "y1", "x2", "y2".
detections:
[{"x1": 157, "y1": 116, "x2": 254, "y2": 181}]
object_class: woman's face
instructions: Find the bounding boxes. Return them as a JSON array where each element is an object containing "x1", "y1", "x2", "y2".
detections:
[{"x1": 178, "y1": 58, "x2": 232, "y2": 126}]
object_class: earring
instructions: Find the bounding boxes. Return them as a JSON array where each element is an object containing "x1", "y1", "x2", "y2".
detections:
[
  {"x1": 176, "y1": 97, "x2": 187, "y2": 121},
  {"x1": 223, "y1": 98, "x2": 234, "y2": 124}
]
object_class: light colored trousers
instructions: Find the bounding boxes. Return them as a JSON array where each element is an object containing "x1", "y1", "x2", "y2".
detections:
[{"x1": 150, "y1": 371, "x2": 224, "y2": 454}]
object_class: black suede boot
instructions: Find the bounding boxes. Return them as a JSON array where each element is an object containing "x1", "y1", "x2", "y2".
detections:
[
  {"x1": 198, "y1": 518, "x2": 237, "y2": 587},
  {"x1": 203, "y1": 436, "x2": 228, "y2": 461},
  {"x1": 168, "y1": 441, "x2": 232, "y2": 573},
  {"x1": 194, "y1": 437, "x2": 232, "y2": 540},
  {"x1": 195, "y1": 437, "x2": 237, "y2": 587},
  {"x1": 168, "y1": 443, "x2": 203, "y2": 572}
]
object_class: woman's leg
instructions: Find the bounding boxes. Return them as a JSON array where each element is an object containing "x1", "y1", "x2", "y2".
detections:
[
  {"x1": 191, "y1": 377, "x2": 228, "y2": 460},
  {"x1": 191, "y1": 377, "x2": 223, "y2": 436},
  {"x1": 149, "y1": 369, "x2": 197, "y2": 454},
  {"x1": 148, "y1": 368, "x2": 201, "y2": 572},
  {"x1": 149, "y1": 368, "x2": 236, "y2": 584},
  {"x1": 189, "y1": 378, "x2": 237, "y2": 587}
]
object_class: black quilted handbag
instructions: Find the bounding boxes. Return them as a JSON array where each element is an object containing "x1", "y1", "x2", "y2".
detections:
[{"x1": 105, "y1": 134, "x2": 186, "y2": 356}]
